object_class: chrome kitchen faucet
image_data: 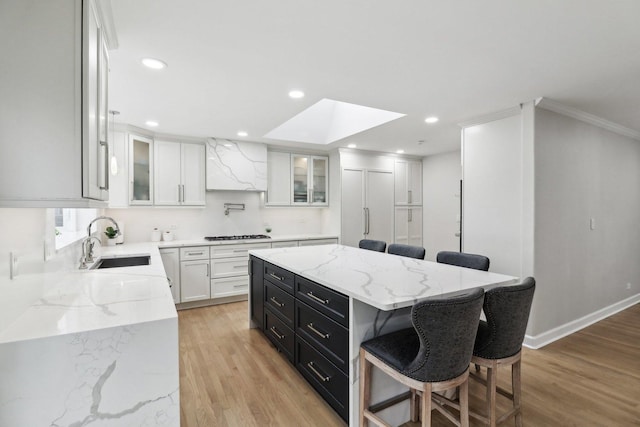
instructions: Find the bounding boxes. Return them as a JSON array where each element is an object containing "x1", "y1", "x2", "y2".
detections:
[{"x1": 79, "y1": 216, "x2": 120, "y2": 269}]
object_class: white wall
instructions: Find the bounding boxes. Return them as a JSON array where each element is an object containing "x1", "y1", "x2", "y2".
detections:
[
  {"x1": 532, "y1": 107, "x2": 640, "y2": 337},
  {"x1": 106, "y1": 191, "x2": 330, "y2": 243},
  {"x1": 422, "y1": 151, "x2": 461, "y2": 261},
  {"x1": 461, "y1": 110, "x2": 535, "y2": 277}
]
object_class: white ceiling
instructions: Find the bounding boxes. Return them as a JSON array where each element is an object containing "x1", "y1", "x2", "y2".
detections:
[{"x1": 108, "y1": 0, "x2": 640, "y2": 156}]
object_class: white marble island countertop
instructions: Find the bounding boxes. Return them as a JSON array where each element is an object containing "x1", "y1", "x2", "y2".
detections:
[
  {"x1": 0, "y1": 242, "x2": 176, "y2": 344},
  {"x1": 250, "y1": 244, "x2": 518, "y2": 310}
]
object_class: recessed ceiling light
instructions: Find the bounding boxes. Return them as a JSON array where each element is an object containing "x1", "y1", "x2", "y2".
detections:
[
  {"x1": 396, "y1": 149, "x2": 405, "y2": 154},
  {"x1": 425, "y1": 116, "x2": 439, "y2": 124},
  {"x1": 141, "y1": 58, "x2": 167, "y2": 70},
  {"x1": 288, "y1": 90, "x2": 305, "y2": 99},
  {"x1": 237, "y1": 131, "x2": 248, "y2": 137},
  {"x1": 347, "y1": 143, "x2": 357, "y2": 148},
  {"x1": 145, "y1": 120, "x2": 159, "y2": 127}
]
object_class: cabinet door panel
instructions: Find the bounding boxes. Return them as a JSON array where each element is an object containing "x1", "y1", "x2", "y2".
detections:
[
  {"x1": 129, "y1": 134, "x2": 153, "y2": 205},
  {"x1": 310, "y1": 157, "x2": 328, "y2": 205},
  {"x1": 154, "y1": 140, "x2": 181, "y2": 205},
  {"x1": 180, "y1": 260, "x2": 210, "y2": 302},
  {"x1": 394, "y1": 160, "x2": 408, "y2": 205},
  {"x1": 292, "y1": 155, "x2": 310, "y2": 204},
  {"x1": 340, "y1": 168, "x2": 365, "y2": 248},
  {"x1": 394, "y1": 207, "x2": 409, "y2": 244},
  {"x1": 408, "y1": 161, "x2": 422, "y2": 205},
  {"x1": 408, "y1": 207, "x2": 423, "y2": 246},
  {"x1": 181, "y1": 143, "x2": 206, "y2": 205},
  {"x1": 160, "y1": 248, "x2": 180, "y2": 304},
  {"x1": 366, "y1": 170, "x2": 394, "y2": 244},
  {"x1": 266, "y1": 151, "x2": 291, "y2": 205}
]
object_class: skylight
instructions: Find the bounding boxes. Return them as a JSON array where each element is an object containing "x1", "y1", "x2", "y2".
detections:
[{"x1": 264, "y1": 99, "x2": 405, "y2": 145}]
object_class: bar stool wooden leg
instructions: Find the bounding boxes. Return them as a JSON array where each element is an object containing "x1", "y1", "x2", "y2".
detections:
[
  {"x1": 421, "y1": 383, "x2": 432, "y2": 427},
  {"x1": 360, "y1": 348, "x2": 372, "y2": 427},
  {"x1": 513, "y1": 359, "x2": 522, "y2": 427},
  {"x1": 410, "y1": 389, "x2": 419, "y2": 422},
  {"x1": 486, "y1": 362, "x2": 498, "y2": 427},
  {"x1": 459, "y1": 378, "x2": 469, "y2": 427}
]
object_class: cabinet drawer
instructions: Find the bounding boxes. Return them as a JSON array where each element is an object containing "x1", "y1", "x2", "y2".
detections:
[
  {"x1": 211, "y1": 257, "x2": 248, "y2": 278},
  {"x1": 264, "y1": 262, "x2": 295, "y2": 294},
  {"x1": 296, "y1": 301, "x2": 348, "y2": 373},
  {"x1": 211, "y1": 276, "x2": 248, "y2": 298},
  {"x1": 296, "y1": 337, "x2": 348, "y2": 422},
  {"x1": 211, "y1": 243, "x2": 271, "y2": 259},
  {"x1": 270, "y1": 240, "x2": 298, "y2": 249},
  {"x1": 298, "y1": 238, "x2": 337, "y2": 247},
  {"x1": 264, "y1": 309, "x2": 294, "y2": 363},
  {"x1": 264, "y1": 280, "x2": 295, "y2": 327},
  {"x1": 296, "y1": 276, "x2": 349, "y2": 328},
  {"x1": 180, "y1": 246, "x2": 210, "y2": 261}
]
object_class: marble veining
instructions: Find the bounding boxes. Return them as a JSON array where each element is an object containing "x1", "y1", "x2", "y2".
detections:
[
  {"x1": 250, "y1": 244, "x2": 518, "y2": 310},
  {"x1": 205, "y1": 138, "x2": 267, "y2": 191}
]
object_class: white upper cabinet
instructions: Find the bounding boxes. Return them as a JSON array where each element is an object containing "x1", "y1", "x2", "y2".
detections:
[
  {"x1": 292, "y1": 155, "x2": 328, "y2": 206},
  {"x1": 206, "y1": 139, "x2": 267, "y2": 191},
  {"x1": 154, "y1": 140, "x2": 205, "y2": 206},
  {"x1": 0, "y1": 0, "x2": 111, "y2": 206},
  {"x1": 394, "y1": 159, "x2": 422, "y2": 205},
  {"x1": 266, "y1": 151, "x2": 291, "y2": 205},
  {"x1": 129, "y1": 134, "x2": 154, "y2": 205}
]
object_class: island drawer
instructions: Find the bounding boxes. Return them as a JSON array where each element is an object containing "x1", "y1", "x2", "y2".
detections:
[
  {"x1": 264, "y1": 262, "x2": 295, "y2": 294},
  {"x1": 179, "y1": 246, "x2": 210, "y2": 261},
  {"x1": 265, "y1": 309, "x2": 294, "y2": 363},
  {"x1": 296, "y1": 337, "x2": 348, "y2": 422},
  {"x1": 264, "y1": 280, "x2": 295, "y2": 327},
  {"x1": 295, "y1": 276, "x2": 349, "y2": 328},
  {"x1": 295, "y1": 301, "x2": 348, "y2": 373}
]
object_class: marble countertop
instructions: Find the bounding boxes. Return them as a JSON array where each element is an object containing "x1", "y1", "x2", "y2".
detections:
[
  {"x1": 0, "y1": 242, "x2": 177, "y2": 345},
  {"x1": 250, "y1": 244, "x2": 518, "y2": 311},
  {"x1": 158, "y1": 234, "x2": 338, "y2": 248}
]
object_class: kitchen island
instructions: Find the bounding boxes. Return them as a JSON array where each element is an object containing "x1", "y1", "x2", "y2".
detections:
[
  {"x1": 248, "y1": 244, "x2": 517, "y2": 426},
  {"x1": 0, "y1": 243, "x2": 179, "y2": 426}
]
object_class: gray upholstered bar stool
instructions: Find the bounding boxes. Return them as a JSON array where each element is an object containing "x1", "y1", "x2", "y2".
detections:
[
  {"x1": 387, "y1": 243, "x2": 425, "y2": 260},
  {"x1": 359, "y1": 239, "x2": 387, "y2": 253},
  {"x1": 359, "y1": 288, "x2": 485, "y2": 427},
  {"x1": 469, "y1": 278, "x2": 536, "y2": 427},
  {"x1": 436, "y1": 251, "x2": 490, "y2": 271}
]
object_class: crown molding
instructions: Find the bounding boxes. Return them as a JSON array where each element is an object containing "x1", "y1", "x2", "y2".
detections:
[{"x1": 537, "y1": 98, "x2": 640, "y2": 141}]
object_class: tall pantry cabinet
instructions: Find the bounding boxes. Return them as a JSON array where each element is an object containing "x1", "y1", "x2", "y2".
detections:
[
  {"x1": 341, "y1": 168, "x2": 394, "y2": 248},
  {"x1": 0, "y1": 0, "x2": 111, "y2": 206},
  {"x1": 394, "y1": 159, "x2": 423, "y2": 246}
]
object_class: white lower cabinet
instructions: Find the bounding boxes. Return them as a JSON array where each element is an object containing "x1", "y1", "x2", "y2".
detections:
[
  {"x1": 179, "y1": 246, "x2": 210, "y2": 303},
  {"x1": 394, "y1": 207, "x2": 423, "y2": 246},
  {"x1": 210, "y1": 243, "x2": 270, "y2": 299},
  {"x1": 159, "y1": 248, "x2": 180, "y2": 304}
]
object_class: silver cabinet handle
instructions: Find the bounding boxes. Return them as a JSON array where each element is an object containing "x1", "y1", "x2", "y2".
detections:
[
  {"x1": 206, "y1": 264, "x2": 210, "y2": 277},
  {"x1": 307, "y1": 362, "x2": 330, "y2": 382},
  {"x1": 270, "y1": 296, "x2": 284, "y2": 307},
  {"x1": 177, "y1": 185, "x2": 181, "y2": 203},
  {"x1": 307, "y1": 322, "x2": 330, "y2": 339},
  {"x1": 408, "y1": 190, "x2": 412, "y2": 204},
  {"x1": 99, "y1": 140, "x2": 109, "y2": 190},
  {"x1": 269, "y1": 272, "x2": 283, "y2": 281},
  {"x1": 408, "y1": 208, "x2": 412, "y2": 222},
  {"x1": 269, "y1": 326, "x2": 284, "y2": 340},
  {"x1": 306, "y1": 291, "x2": 329, "y2": 305},
  {"x1": 188, "y1": 252, "x2": 204, "y2": 256},
  {"x1": 181, "y1": 184, "x2": 185, "y2": 203},
  {"x1": 233, "y1": 249, "x2": 248, "y2": 253},
  {"x1": 365, "y1": 207, "x2": 370, "y2": 235},
  {"x1": 233, "y1": 284, "x2": 247, "y2": 288},
  {"x1": 233, "y1": 264, "x2": 246, "y2": 269}
]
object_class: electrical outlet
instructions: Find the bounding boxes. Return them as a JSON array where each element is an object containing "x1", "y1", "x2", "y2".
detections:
[
  {"x1": 627, "y1": 283, "x2": 632, "y2": 290},
  {"x1": 9, "y1": 252, "x2": 18, "y2": 279},
  {"x1": 590, "y1": 218, "x2": 596, "y2": 230}
]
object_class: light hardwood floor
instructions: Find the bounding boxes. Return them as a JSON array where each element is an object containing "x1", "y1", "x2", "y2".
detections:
[{"x1": 179, "y1": 302, "x2": 640, "y2": 426}]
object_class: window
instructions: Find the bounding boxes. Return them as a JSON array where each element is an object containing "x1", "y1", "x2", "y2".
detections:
[{"x1": 53, "y1": 208, "x2": 98, "y2": 250}]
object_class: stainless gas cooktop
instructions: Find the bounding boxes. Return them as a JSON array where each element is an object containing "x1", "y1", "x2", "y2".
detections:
[{"x1": 204, "y1": 234, "x2": 271, "y2": 241}]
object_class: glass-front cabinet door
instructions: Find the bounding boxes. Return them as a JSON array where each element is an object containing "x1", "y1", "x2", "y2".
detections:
[
  {"x1": 129, "y1": 134, "x2": 153, "y2": 205},
  {"x1": 291, "y1": 155, "x2": 328, "y2": 206}
]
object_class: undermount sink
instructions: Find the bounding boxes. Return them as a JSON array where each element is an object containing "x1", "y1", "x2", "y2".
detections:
[{"x1": 92, "y1": 255, "x2": 151, "y2": 269}]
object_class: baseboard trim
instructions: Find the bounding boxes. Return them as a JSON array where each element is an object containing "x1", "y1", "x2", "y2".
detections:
[{"x1": 523, "y1": 293, "x2": 640, "y2": 349}]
